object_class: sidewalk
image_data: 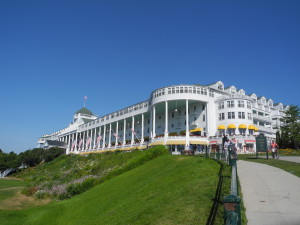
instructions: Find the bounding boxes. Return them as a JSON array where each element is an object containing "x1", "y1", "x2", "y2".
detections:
[{"x1": 237, "y1": 160, "x2": 300, "y2": 225}]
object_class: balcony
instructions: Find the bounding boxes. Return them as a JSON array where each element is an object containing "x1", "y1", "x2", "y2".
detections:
[{"x1": 253, "y1": 114, "x2": 271, "y2": 122}]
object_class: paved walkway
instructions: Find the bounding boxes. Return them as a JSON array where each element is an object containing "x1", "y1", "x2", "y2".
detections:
[
  {"x1": 278, "y1": 156, "x2": 300, "y2": 163},
  {"x1": 237, "y1": 160, "x2": 300, "y2": 225}
]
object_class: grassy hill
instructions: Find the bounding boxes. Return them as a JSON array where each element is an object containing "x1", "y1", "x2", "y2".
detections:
[
  {"x1": 16, "y1": 147, "x2": 170, "y2": 199},
  {"x1": 0, "y1": 153, "x2": 226, "y2": 225}
]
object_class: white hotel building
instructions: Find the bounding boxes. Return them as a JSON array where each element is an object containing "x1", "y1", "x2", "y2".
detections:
[{"x1": 37, "y1": 81, "x2": 288, "y2": 154}]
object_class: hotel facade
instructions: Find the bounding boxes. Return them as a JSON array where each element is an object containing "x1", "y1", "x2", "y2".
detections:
[{"x1": 37, "y1": 81, "x2": 288, "y2": 154}]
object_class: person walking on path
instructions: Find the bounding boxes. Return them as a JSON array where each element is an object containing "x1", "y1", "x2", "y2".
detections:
[{"x1": 271, "y1": 140, "x2": 279, "y2": 159}]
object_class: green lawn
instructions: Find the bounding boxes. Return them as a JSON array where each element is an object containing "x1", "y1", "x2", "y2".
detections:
[
  {"x1": 238, "y1": 155, "x2": 300, "y2": 177},
  {"x1": 0, "y1": 155, "x2": 223, "y2": 225},
  {"x1": 0, "y1": 179, "x2": 26, "y2": 201}
]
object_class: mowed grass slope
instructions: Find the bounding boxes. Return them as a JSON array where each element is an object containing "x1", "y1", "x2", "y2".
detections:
[{"x1": 0, "y1": 155, "x2": 220, "y2": 225}]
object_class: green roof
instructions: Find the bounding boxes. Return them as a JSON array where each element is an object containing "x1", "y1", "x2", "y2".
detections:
[
  {"x1": 75, "y1": 107, "x2": 94, "y2": 116},
  {"x1": 82, "y1": 118, "x2": 95, "y2": 123}
]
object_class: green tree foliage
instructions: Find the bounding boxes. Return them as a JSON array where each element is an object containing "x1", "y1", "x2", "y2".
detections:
[
  {"x1": 0, "y1": 150, "x2": 21, "y2": 171},
  {"x1": 44, "y1": 147, "x2": 66, "y2": 162},
  {"x1": 279, "y1": 105, "x2": 300, "y2": 149},
  {"x1": 0, "y1": 147, "x2": 65, "y2": 171}
]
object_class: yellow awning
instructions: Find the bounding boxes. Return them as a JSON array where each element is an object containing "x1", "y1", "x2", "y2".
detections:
[
  {"x1": 248, "y1": 125, "x2": 255, "y2": 130},
  {"x1": 254, "y1": 126, "x2": 259, "y2": 131},
  {"x1": 227, "y1": 124, "x2": 236, "y2": 129},
  {"x1": 238, "y1": 124, "x2": 247, "y2": 129},
  {"x1": 165, "y1": 140, "x2": 186, "y2": 145},
  {"x1": 179, "y1": 130, "x2": 186, "y2": 135},
  {"x1": 140, "y1": 145, "x2": 147, "y2": 149},
  {"x1": 190, "y1": 128, "x2": 202, "y2": 132},
  {"x1": 218, "y1": 125, "x2": 226, "y2": 130},
  {"x1": 190, "y1": 140, "x2": 208, "y2": 145},
  {"x1": 149, "y1": 141, "x2": 164, "y2": 146}
]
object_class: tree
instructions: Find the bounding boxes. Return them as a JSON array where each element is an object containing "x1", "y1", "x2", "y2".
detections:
[{"x1": 280, "y1": 105, "x2": 300, "y2": 149}]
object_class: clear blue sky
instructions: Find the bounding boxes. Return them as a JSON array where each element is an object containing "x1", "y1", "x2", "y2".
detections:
[{"x1": 0, "y1": 0, "x2": 299, "y2": 153}]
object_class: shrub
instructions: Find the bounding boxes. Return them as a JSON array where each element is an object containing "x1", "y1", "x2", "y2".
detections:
[{"x1": 35, "y1": 190, "x2": 48, "y2": 199}]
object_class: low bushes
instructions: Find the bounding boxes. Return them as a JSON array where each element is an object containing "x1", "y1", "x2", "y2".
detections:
[{"x1": 279, "y1": 148, "x2": 300, "y2": 155}]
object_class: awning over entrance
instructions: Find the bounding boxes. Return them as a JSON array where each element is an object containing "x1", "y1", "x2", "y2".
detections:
[
  {"x1": 190, "y1": 128, "x2": 203, "y2": 132},
  {"x1": 218, "y1": 125, "x2": 226, "y2": 130},
  {"x1": 227, "y1": 124, "x2": 236, "y2": 129},
  {"x1": 248, "y1": 125, "x2": 255, "y2": 130},
  {"x1": 238, "y1": 124, "x2": 247, "y2": 129}
]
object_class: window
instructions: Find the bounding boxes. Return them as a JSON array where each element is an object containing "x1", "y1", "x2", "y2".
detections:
[
  {"x1": 228, "y1": 112, "x2": 235, "y2": 119},
  {"x1": 238, "y1": 100, "x2": 244, "y2": 108},
  {"x1": 203, "y1": 115, "x2": 205, "y2": 121},
  {"x1": 238, "y1": 112, "x2": 245, "y2": 119},
  {"x1": 227, "y1": 100, "x2": 234, "y2": 108},
  {"x1": 172, "y1": 112, "x2": 174, "y2": 118},
  {"x1": 209, "y1": 90, "x2": 214, "y2": 97},
  {"x1": 194, "y1": 106, "x2": 196, "y2": 112},
  {"x1": 194, "y1": 117, "x2": 197, "y2": 121},
  {"x1": 202, "y1": 105, "x2": 205, "y2": 110},
  {"x1": 218, "y1": 102, "x2": 224, "y2": 109},
  {"x1": 247, "y1": 101, "x2": 251, "y2": 109},
  {"x1": 219, "y1": 113, "x2": 225, "y2": 120},
  {"x1": 248, "y1": 113, "x2": 252, "y2": 120}
]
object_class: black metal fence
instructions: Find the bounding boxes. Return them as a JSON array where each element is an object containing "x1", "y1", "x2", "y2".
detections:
[{"x1": 206, "y1": 145, "x2": 242, "y2": 225}]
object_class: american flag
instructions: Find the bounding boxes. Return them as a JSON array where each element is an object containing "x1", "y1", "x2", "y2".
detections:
[
  {"x1": 78, "y1": 139, "x2": 83, "y2": 148},
  {"x1": 84, "y1": 96, "x2": 87, "y2": 101},
  {"x1": 71, "y1": 140, "x2": 76, "y2": 150},
  {"x1": 85, "y1": 137, "x2": 91, "y2": 148},
  {"x1": 113, "y1": 133, "x2": 120, "y2": 139},
  {"x1": 96, "y1": 135, "x2": 102, "y2": 147}
]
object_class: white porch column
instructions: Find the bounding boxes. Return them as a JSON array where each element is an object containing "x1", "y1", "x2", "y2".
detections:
[
  {"x1": 152, "y1": 105, "x2": 156, "y2": 139},
  {"x1": 185, "y1": 99, "x2": 190, "y2": 149},
  {"x1": 131, "y1": 116, "x2": 135, "y2": 146},
  {"x1": 108, "y1": 123, "x2": 112, "y2": 148},
  {"x1": 98, "y1": 126, "x2": 102, "y2": 149},
  {"x1": 164, "y1": 101, "x2": 169, "y2": 138},
  {"x1": 123, "y1": 119, "x2": 126, "y2": 147},
  {"x1": 89, "y1": 129, "x2": 93, "y2": 150},
  {"x1": 66, "y1": 134, "x2": 71, "y2": 154},
  {"x1": 75, "y1": 132, "x2": 78, "y2": 153},
  {"x1": 115, "y1": 121, "x2": 119, "y2": 148},
  {"x1": 141, "y1": 113, "x2": 144, "y2": 144},
  {"x1": 93, "y1": 128, "x2": 97, "y2": 149},
  {"x1": 82, "y1": 131, "x2": 86, "y2": 151},
  {"x1": 102, "y1": 125, "x2": 106, "y2": 149}
]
